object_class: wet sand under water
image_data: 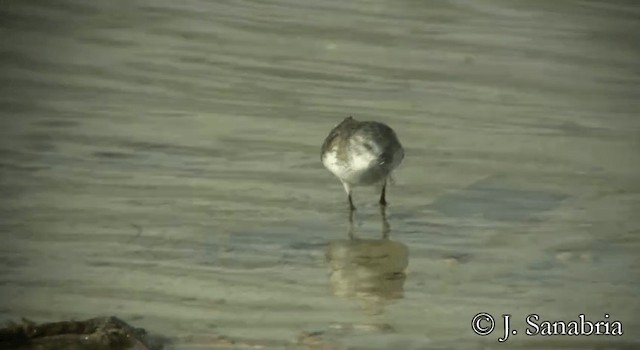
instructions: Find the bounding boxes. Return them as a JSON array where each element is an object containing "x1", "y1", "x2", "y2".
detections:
[{"x1": 1, "y1": 0, "x2": 639, "y2": 349}]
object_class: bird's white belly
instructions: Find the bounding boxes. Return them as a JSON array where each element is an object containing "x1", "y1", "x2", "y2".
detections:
[{"x1": 322, "y1": 148, "x2": 384, "y2": 186}]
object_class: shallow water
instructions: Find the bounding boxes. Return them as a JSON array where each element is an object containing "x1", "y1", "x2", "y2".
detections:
[{"x1": 1, "y1": 0, "x2": 639, "y2": 349}]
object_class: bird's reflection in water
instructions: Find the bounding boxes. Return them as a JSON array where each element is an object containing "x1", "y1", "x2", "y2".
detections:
[{"x1": 326, "y1": 205, "x2": 409, "y2": 331}]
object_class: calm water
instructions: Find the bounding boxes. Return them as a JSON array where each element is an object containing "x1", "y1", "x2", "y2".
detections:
[{"x1": 1, "y1": 0, "x2": 639, "y2": 349}]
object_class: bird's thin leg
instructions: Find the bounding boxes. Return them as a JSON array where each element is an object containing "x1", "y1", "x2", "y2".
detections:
[
  {"x1": 380, "y1": 203, "x2": 390, "y2": 239},
  {"x1": 348, "y1": 206, "x2": 355, "y2": 240},
  {"x1": 342, "y1": 181, "x2": 356, "y2": 239},
  {"x1": 342, "y1": 181, "x2": 356, "y2": 211},
  {"x1": 379, "y1": 180, "x2": 387, "y2": 207},
  {"x1": 348, "y1": 193, "x2": 356, "y2": 212}
]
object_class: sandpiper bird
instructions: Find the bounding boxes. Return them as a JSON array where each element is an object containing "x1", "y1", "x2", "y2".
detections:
[{"x1": 321, "y1": 116, "x2": 404, "y2": 211}]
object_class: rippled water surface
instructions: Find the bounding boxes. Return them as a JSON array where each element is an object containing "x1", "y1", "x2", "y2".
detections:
[{"x1": 1, "y1": 0, "x2": 639, "y2": 349}]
